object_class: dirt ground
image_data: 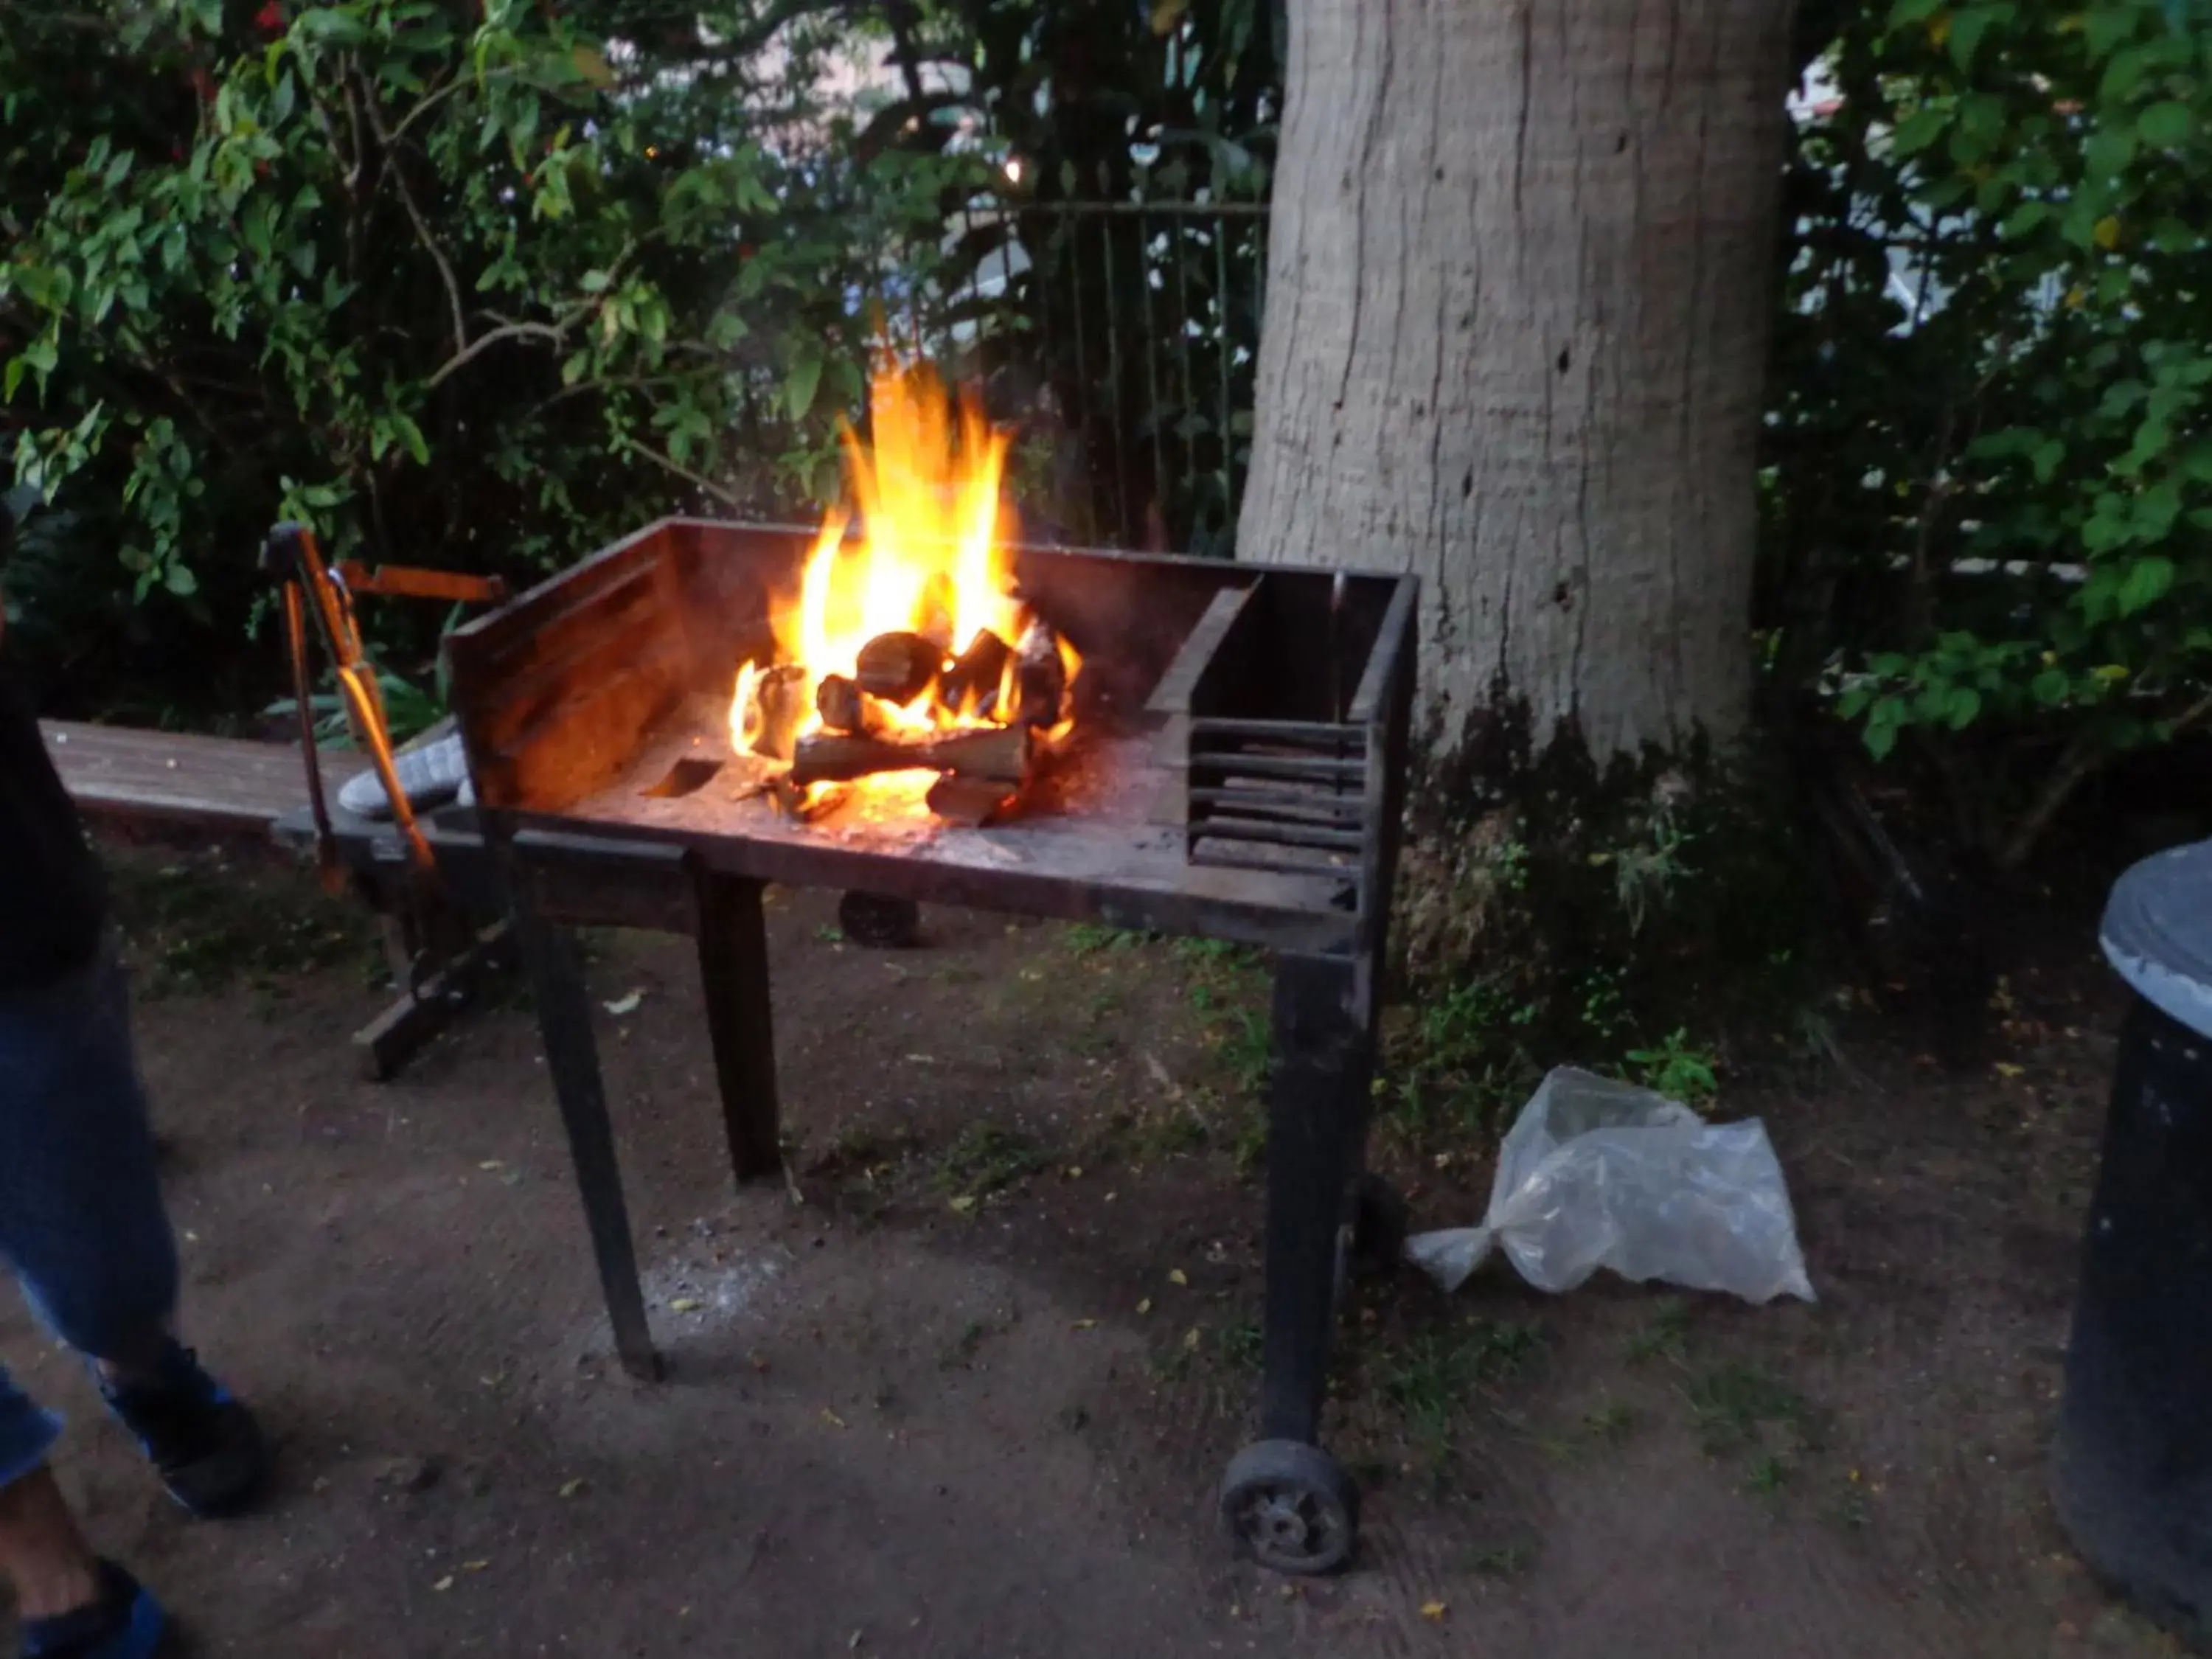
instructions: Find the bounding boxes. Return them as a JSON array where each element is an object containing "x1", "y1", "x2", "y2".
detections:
[{"x1": 0, "y1": 840, "x2": 2181, "y2": 1658}]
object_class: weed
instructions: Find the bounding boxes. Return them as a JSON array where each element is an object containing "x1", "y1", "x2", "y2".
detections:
[
  {"x1": 1172, "y1": 936, "x2": 1253, "y2": 969},
  {"x1": 1216, "y1": 1320, "x2": 1262, "y2": 1371},
  {"x1": 1220, "y1": 1006, "x2": 1272, "y2": 1100},
  {"x1": 932, "y1": 1124, "x2": 1046, "y2": 1200},
  {"x1": 1582, "y1": 1399, "x2": 1638, "y2": 1444},
  {"x1": 1625, "y1": 1298, "x2": 1691, "y2": 1366},
  {"x1": 1577, "y1": 966, "x2": 1630, "y2": 1045},
  {"x1": 1627, "y1": 1028, "x2": 1720, "y2": 1104},
  {"x1": 1067, "y1": 923, "x2": 1150, "y2": 954},
  {"x1": 1604, "y1": 804, "x2": 1699, "y2": 935},
  {"x1": 109, "y1": 857, "x2": 376, "y2": 999},
  {"x1": 1487, "y1": 838, "x2": 1531, "y2": 893},
  {"x1": 1465, "y1": 1543, "x2": 1533, "y2": 1577},
  {"x1": 1686, "y1": 1360, "x2": 1809, "y2": 1457},
  {"x1": 1747, "y1": 1452, "x2": 1792, "y2": 1496},
  {"x1": 813, "y1": 924, "x2": 844, "y2": 945},
  {"x1": 1380, "y1": 1318, "x2": 1542, "y2": 1436},
  {"x1": 1229, "y1": 1107, "x2": 1267, "y2": 1178},
  {"x1": 1383, "y1": 974, "x2": 1541, "y2": 1139}
]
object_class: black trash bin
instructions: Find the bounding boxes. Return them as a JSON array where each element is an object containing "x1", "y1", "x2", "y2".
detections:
[{"x1": 2054, "y1": 840, "x2": 2212, "y2": 1638}]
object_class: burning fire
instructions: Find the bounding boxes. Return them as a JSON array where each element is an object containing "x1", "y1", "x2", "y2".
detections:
[{"x1": 729, "y1": 353, "x2": 1079, "y2": 821}]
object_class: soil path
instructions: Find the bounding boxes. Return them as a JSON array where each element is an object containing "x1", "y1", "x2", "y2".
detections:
[{"x1": 0, "y1": 850, "x2": 2173, "y2": 1657}]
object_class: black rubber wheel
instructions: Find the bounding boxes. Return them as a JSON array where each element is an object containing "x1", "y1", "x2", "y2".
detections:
[
  {"x1": 1218, "y1": 1440, "x2": 1360, "y2": 1575},
  {"x1": 1346, "y1": 1172, "x2": 1409, "y2": 1280},
  {"x1": 838, "y1": 891, "x2": 920, "y2": 949}
]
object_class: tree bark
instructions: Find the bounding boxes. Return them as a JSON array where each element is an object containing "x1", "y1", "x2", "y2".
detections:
[{"x1": 1239, "y1": 0, "x2": 1797, "y2": 769}]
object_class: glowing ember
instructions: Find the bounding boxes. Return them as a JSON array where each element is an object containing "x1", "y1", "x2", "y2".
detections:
[{"x1": 729, "y1": 352, "x2": 1081, "y2": 820}]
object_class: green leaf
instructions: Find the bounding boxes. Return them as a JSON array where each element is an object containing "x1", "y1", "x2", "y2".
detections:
[
  {"x1": 294, "y1": 8, "x2": 371, "y2": 46},
  {"x1": 2031, "y1": 438, "x2": 2066, "y2": 483},
  {"x1": 2085, "y1": 127, "x2": 2138, "y2": 178},
  {"x1": 785, "y1": 352, "x2": 824, "y2": 422},
  {"x1": 1999, "y1": 200, "x2": 2051, "y2": 237},
  {"x1": 164, "y1": 562, "x2": 198, "y2": 598},
  {"x1": 1888, "y1": 0, "x2": 1944, "y2": 21},
  {"x1": 2138, "y1": 102, "x2": 2193, "y2": 148},
  {"x1": 2117, "y1": 556, "x2": 2175, "y2": 616},
  {"x1": 1944, "y1": 684, "x2": 1983, "y2": 730},
  {"x1": 1949, "y1": 4, "x2": 2011, "y2": 70},
  {"x1": 2084, "y1": 7, "x2": 2143, "y2": 57},
  {"x1": 1891, "y1": 106, "x2": 1949, "y2": 157}
]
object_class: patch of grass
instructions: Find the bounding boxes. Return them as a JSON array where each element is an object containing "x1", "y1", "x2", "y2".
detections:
[
  {"x1": 932, "y1": 1123, "x2": 1048, "y2": 1201},
  {"x1": 1380, "y1": 973, "x2": 1542, "y2": 1141},
  {"x1": 1686, "y1": 1360, "x2": 1809, "y2": 1455},
  {"x1": 1219, "y1": 1006, "x2": 1272, "y2": 1100},
  {"x1": 1066, "y1": 922, "x2": 1151, "y2": 954},
  {"x1": 1625, "y1": 1297, "x2": 1691, "y2": 1366},
  {"x1": 1172, "y1": 936, "x2": 1255, "y2": 969},
  {"x1": 1582, "y1": 1399, "x2": 1638, "y2": 1445},
  {"x1": 1747, "y1": 1452, "x2": 1792, "y2": 1497},
  {"x1": 1465, "y1": 1542, "x2": 1534, "y2": 1577},
  {"x1": 1626, "y1": 1026, "x2": 1721, "y2": 1105},
  {"x1": 1216, "y1": 1319, "x2": 1262, "y2": 1371},
  {"x1": 109, "y1": 856, "x2": 377, "y2": 999},
  {"x1": 1379, "y1": 1318, "x2": 1543, "y2": 1436},
  {"x1": 1229, "y1": 1107, "x2": 1267, "y2": 1178},
  {"x1": 813, "y1": 923, "x2": 845, "y2": 944}
]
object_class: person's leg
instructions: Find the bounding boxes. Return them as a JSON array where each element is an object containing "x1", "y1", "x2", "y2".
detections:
[
  {"x1": 0, "y1": 1366, "x2": 168, "y2": 1657},
  {"x1": 0, "y1": 944, "x2": 267, "y2": 1518}
]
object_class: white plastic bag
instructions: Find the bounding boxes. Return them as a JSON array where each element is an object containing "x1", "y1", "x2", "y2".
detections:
[{"x1": 1404, "y1": 1067, "x2": 1815, "y2": 1304}]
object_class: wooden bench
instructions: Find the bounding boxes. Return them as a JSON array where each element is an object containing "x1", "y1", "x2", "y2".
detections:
[
  {"x1": 41, "y1": 720, "x2": 372, "y2": 834},
  {"x1": 41, "y1": 719, "x2": 510, "y2": 1077}
]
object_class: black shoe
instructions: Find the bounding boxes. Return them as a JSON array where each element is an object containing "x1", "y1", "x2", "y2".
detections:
[
  {"x1": 101, "y1": 1343, "x2": 271, "y2": 1519},
  {"x1": 18, "y1": 1559, "x2": 172, "y2": 1658}
]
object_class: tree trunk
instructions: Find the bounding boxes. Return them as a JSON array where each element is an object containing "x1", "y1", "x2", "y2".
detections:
[{"x1": 1239, "y1": 0, "x2": 1797, "y2": 771}]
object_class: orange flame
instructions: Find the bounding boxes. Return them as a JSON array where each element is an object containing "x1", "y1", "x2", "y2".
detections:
[{"x1": 728, "y1": 352, "x2": 1079, "y2": 817}]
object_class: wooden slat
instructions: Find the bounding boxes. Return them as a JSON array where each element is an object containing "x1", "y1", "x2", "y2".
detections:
[{"x1": 41, "y1": 721, "x2": 371, "y2": 835}]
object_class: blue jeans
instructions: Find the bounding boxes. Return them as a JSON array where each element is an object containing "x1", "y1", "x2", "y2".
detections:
[{"x1": 0, "y1": 944, "x2": 178, "y2": 1489}]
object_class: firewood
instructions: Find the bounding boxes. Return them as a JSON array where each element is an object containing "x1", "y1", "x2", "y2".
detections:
[
  {"x1": 1012, "y1": 618, "x2": 1068, "y2": 728},
  {"x1": 939, "y1": 627, "x2": 1012, "y2": 719},
  {"x1": 855, "y1": 630, "x2": 945, "y2": 706},
  {"x1": 738, "y1": 662, "x2": 808, "y2": 760},
  {"x1": 926, "y1": 773, "x2": 1020, "y2": 827},
  {"x1": 768, "y1": 775, "x2": 849, "y2": 824},
  {"x1": 790, "y1": 724, "x2": 1032, "y2": 787},
  {"x1": 815, "y1": 673, "x2": 889, "y2": 735}
]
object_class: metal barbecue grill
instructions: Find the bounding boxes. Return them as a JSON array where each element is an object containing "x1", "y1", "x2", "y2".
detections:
[{"x1": 444, "y1": 518, "x2": 1416, "y2": 1574}]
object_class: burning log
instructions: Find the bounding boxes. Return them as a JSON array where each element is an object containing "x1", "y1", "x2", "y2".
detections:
[
  {"x1": 736, "y1": 662, "x2": 808, "y2": 761},
  {"x1": 939, "y1": 628, "x2": 1013, "y2": 720},
  {"x1": 1012, "y1": 618, "x2": 1069, "y2": 728},
  {"x1": 790, "y1": 724, "x2": 1032, "y2": 788},
  {"x1": 768, "y1": 776, "x2": 850, "y2": 824},
  {"x1": 854, "y1": 631, "x2": 945, "y2": 706},
  {"x1": 926, "y1": 773, "x2": 1020, "y2": 827},
  {"x1": 815, "y1": 673, "x2": 891, "y2": 736}
]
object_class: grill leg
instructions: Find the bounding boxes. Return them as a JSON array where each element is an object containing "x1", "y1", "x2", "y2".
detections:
[
  {"x1": 509, "y1": 883, "x2": 661, "y2": 1382},
  {"x1": 1258, "y1": 950, "x2": 1372, "y2": 1443},
  {"x1": 693, "y1": 871, "x2": 782, "y2": 1183},
  {"x1": 1220, "y1": 948, "x2": 1375, "y2": 1576}
]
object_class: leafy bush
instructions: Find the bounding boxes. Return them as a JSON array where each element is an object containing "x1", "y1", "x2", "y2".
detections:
[
  {"x1": 0, "y1": 0, "x2": 970, "y2": 715},
  {"x1": 1766, "y1": 0, "x2": 2212, "y2": 869}
]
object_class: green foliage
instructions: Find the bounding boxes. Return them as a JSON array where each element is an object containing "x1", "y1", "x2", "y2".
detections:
[
  {"x1": 1767, "y1": 0, "x2": 2212, "y2": 866},
  {"x1": 0, "y1": 0, "x2": 972, "y2": 715},
  {"x1": 1625, "y1": 1028, "x2": 1722, "y2": 1105}
]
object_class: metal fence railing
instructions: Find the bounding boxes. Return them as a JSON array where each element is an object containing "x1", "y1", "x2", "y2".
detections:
[{"x1": 911, "y1": 193, "x2": 1272, "y2": 558}]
